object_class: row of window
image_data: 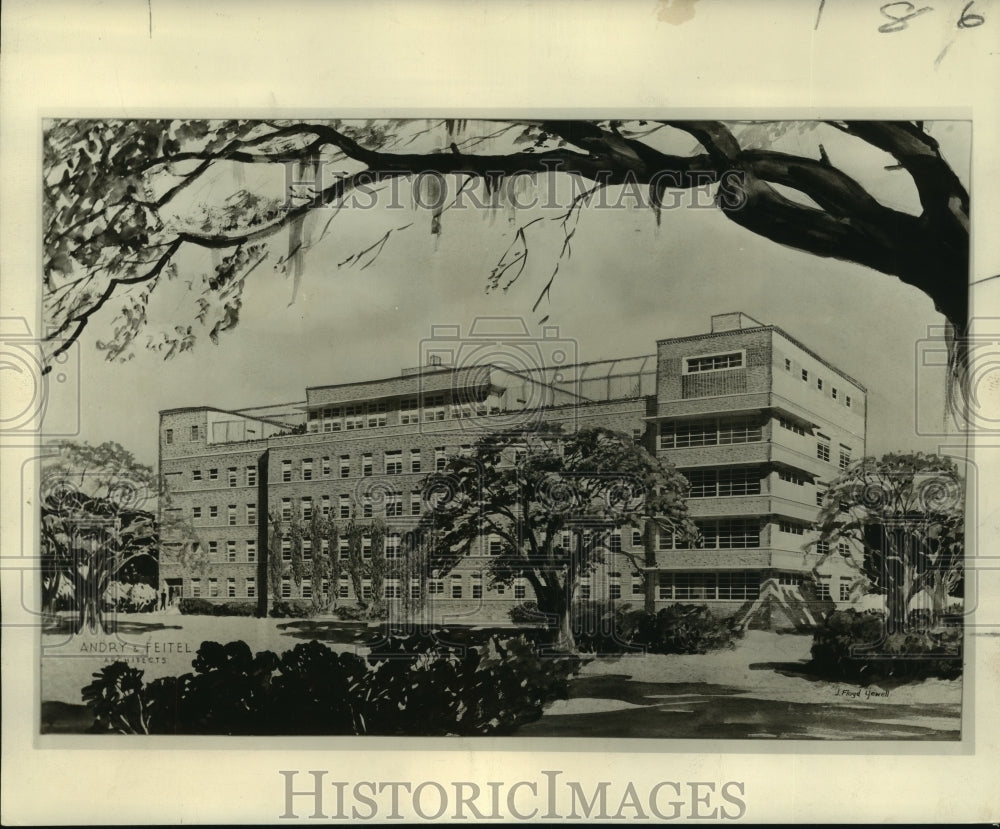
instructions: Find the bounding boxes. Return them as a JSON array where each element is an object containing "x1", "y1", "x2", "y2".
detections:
[
  {"x1": 307, "y1": 396, "x2": 503, "y2": 433},
  {"x1": 815, "y1": 436, "x2": 852, "y2": 469},
  {"x1": 164, "y1": 424, "x2": 203, "y2": 444},
  {"x1": 658, "y1": 416, "x2": 762, "y2": 449},
  {"x1": 782, "y1": 357, "x2": 854, "y2": 408},
  {"x1": 657, "y1": 518, "x2": 842, "y2": 550}
]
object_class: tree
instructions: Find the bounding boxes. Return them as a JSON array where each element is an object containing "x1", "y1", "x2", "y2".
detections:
[
  {"x1": 418, "y1": 424, "x2": 697, "y2": 651},
  {"x1": 813, "y1": 452, "x2": 964, "y2": 631},
  {"x1": 39, "y1": 440, "x2": 192, "y2": 632},
  {"x1": 42, "y1": 119, "x2": 968, "y2": 373}
]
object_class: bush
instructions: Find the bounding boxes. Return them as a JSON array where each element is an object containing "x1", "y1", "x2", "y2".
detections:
[
  {"x1": 103, "y1": 581, "x2": 158, "y2": 613},
  {"x1": 507, "y1": 602, "x2": 552, "y2": 624},
  {"x1": 269, "y1": 601, "x2": 312, "y2": 618},
  {"x1": 332, "y1": 603, "x2": 387, "y2": 621},
  {"x1": 82, "y1": 633, "x2": 583, "y2": 736},
  {"x1": 574, "y1": 604, "x2": 741, "y2": 655},
  {"x1": 809, "y1": 609, "x2": 962, "y2": 684},
  {"x1": 178, "y1": 599, "x2": 257, "y2": 616}
]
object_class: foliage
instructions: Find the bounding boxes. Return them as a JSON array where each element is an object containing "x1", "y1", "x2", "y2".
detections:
[
  {"x1": 813, "y1": 452, "x2": 965, "y2": 630},
  {"x1": 809, "y1": 609, "x2": 962, "y2": 685},
  {"x1": 82, "y1": 634, "x2": 583, "y2": 735},
  {"x1": 267, "y1": 514, "x2": 285, "y2": 600},
  {"x1": 41, "y1": 119, "x2": 968, "y2": 373},
  {"x1": 333, "y1": 604, "x2": 388, "y2": 622},
  {"x1": 103, "y1": 581, "x2": 158, "y2": 612},
  {"x1": 269, "y1": 601, "x2": 313, "y2": 619},
  {"x1": 178, "y1": 599, "x2": 255, "y2": 617},
  {"x1": 508, "y1": 601, "x2": 549, "y2": 624},
  {"x1": 572, "y1": 603, "x2": 741, "y2": 655},
  {"x1": 419, "y1": 424, "x2": 697, "y2": 650}
]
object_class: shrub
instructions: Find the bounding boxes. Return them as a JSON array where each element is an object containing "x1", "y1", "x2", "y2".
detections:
[
  {"x1": 573, "y1": 604, "x2": 741, "y2": 655},
  {"x1": 809, "y1": 609, "x2": 962, "y2": 684},
  {"x1": 332, "y1": 603, "x2": 388, "y2": 621},
  {"x1": 82, "y1": 634, "x2": 582, "y2": 736},
  {"x1": 269, "y1": 601, "x2": 312, "y2": 618},
  {"x1": 507, "y1": 601, "x2": 552, "y2": 624},
  {"x1": 177, "y1": 599, "x2": 257, "y2": 616},
  {"x1": 103, "y1": 581, "x2": 158, "y2": 613},
  {"x1": 178, "y1": 598, "x2": 216, "y2": 616}
]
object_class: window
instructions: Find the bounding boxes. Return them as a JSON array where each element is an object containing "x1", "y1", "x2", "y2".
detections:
[
  {"x1": 410, "y1": 579, "x2": 421, "y2": 600},
  {"x1": 816, "y1": 437, "x2": 831, "y2": 462},
  {"x1": 385, "y1": 492, "x2": 402, "y2": 518},
  {"x1": 228, "y1": 468, "x2": 237, "y2": 487},
  {"x1": 301, "y1": 497, "x2": 312, "y2": 521},
  {"x1": 687, "y1": 468, "x2": 761, "y2": 497},
  {"x1": 281, "y1": 460, "x2": 292, "y2": 482},
  {"x1": 832, "y1": 387, "x2": 838, "y2": 400},
  {"x1": 362, "y1": 536, "x2": 372, "y2": 558},
  {"x1": 784, "y1": 358, "x2": 792, "y2": 372},
  {"x1": 658, "y1": 573, "x2": 672, "y2": 600},
  {"x1": 801, "y1": 368, "x2": 809, "y2": 382},
  {"x1": 301, "y1": 579, "x2": 312, "y2": 599},
  {"x1": 579, "y1": 576, "x2": 591, "y2": 600},
  {"x1": 488, "y1": 536, "x2": 503, "y2": 556},
  {"x1": 192, "y1": 468, "x2": 202, "y2": 482},
  {"x1": 247, "y1": 539, "x2": 256, "y2": 562},
  {"x1": 608, "y1": 572, "x2": 621, "y2": 600},
  {"x1": 339, "y1": 456, "x2": 350, "y2": 479},
  {"x1": 817, "y1": 540, "x2": 830, "y2": 555},
  {"x1": 384, "y1": 450, "x2": 402, "y2": 475},
  {"x1": 209, "y1": 505, "x2": 218, "y2": 519},
  {"x1": 410, "y1": 491, "x2": 422, "y2": 516},
  {"x1": 816, "y1": 489, "x2": 826, "y2": 507},
  {"x1": 839, "y1": 447, "x2": 852, "y2": 471},
  {"x1": 246, "y1": 577, "x2": 256, "y2": 598},
  {"x1": 208, "y1": 578, "x2": 219, "y2": 598},
  {"x1": 321, "y1": 495, "x2": 330, "y2": 518},
  {"x1": 302, "y1": 458, "x2": 313, "y2": 481},
  {"x1": 344, "y1": 405, "x2": 365, "y2": 431},
  {"x1": 514, "y1": 579, "x2": 527, "y2": 600},
  {"x1": 321, "y1": 578, "x2": 329, "y2": 598},
  {"x1": 246, "y1": 466, "x2": 257, "y2": 487},
  {"x1": 165, "y1": 428, "x2": 174, "y2": 444},
  {"x1": 192, "y1": 506, "x2": 202, "y2": 520},
  {"x1": 190, "y1": 578, "x2": 201, "y2": 597},
  {"x1": 339, "y1": 577, "x2": 350, "y2": 599},
  {"x1": 425, "y1": 394, "x2": 447, "y2": 422},
  {"x1": 367, "y1": 401, "x2": 387, "y2": 428},
  {"x1": 778, "y1": 416, "x2": 806, "y2": 436},
  {"x1": 816, "y1": 581, "x2": 831, "y2": 601},
  {"x1": 428, "y1": 579, "x2": 445, "y2": 596},
  {"x1": 226, "y1": 540, "x2": 237, "y2": 561},
  {"x1": 281, "y1": 578, "x2": 291, "y2": 599},
  {"x1": 632, "y1": 529, "x2": 643, "y2": 547},
  {"x1": 838, "y1": 541, "x2": 850, "y2": 556},
  {"x1": 778, "y1": 469, "x2": 807, "y2": 486},
  {"x1": 209, "y1": 468, "x2": 218, "y2": 481},
  {"x1": 191, "y1": 425, "x2": 200, "y2": 440},
  {"x1": 632, "y1": 574, "x2": 645, "y2": 596},
  {"x1": 471, "y1": 576, "x2": 483, "y2": 599},
  {"x1": 281, "y1": 498, "x2": 292, "y2": 520},
  {"x1": 685, "y1": 352, "x2": 742, "y2": 373},
  {"x1": 658, "y1": 416, "x2": 761, "y2": 449},
  {"x1": 227, "y1": 505, "x2": 237, "y2": 526},
  {"x1": 362, "y1": 497, "x2": 373, "y2": 519},
  {"x1": 321, "y1": 457, "x2": 331, "y2": 477},
  {"x1": 246, "y1": 503, "x2": 256, "y2": 525},
  {"x1": 696, "y1": 519, "x2": 760, "y2": 549},
  {"x1": 321, "y1": 538, "x2": 329, "y2": 555},
  {"x1": 385, "y1": 533, "x2": 401, "y2": 559},
  {"x1": 846, "y1": 395, "x2": 853, "y2": 408},
  {"x1": 410, "y1": 449, "x2": 422, "y2": 473},
  {"x1": 362, "y1": 454, "x2": 373, "y2": 477},
  {"x1": 339, "y1": 494, "x2": 351, "y2": 519},
  {"x1": 279, "y1": 536, "x2": 291, "y2": 561},
  {"x1": 227, "y1": 578, "x2": 236, "y2": 598},
  {"x1": 817, "y1": 377, "x2": 823, "y2": 391},
  {"x1": 400, "y1": 398, "x2": 420, "y2": 425},
  {"x1": 778, "y1": 521, "x2": 805, "y2": 535},
  {"x1": 308, "y1": 410, "x2": 320, "y2": 432},
  {"x1": 839, "y1": 580, "x2": 852, "y2": 601},
  {"x1": 361, "y1": 578, "x2": 372, "y2": 601},
  {"x1": 385, "y1": 579, "x2": 401, "y2": 599},
  {"x1": 435, "y1": 447, "x2": 447, "y2": 471},
  {"x1": 609, "y1": 531, "x2": 622, "y2": 552}
]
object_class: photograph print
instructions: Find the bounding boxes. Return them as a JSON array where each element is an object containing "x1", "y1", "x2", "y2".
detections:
[{"x1": 36, "y1": 117, "x2": 969, "y2": 740}]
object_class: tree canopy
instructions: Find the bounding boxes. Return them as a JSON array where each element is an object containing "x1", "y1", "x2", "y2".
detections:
[{"x1": 43, "y1": 118, "x2": 969, "y2": 372}]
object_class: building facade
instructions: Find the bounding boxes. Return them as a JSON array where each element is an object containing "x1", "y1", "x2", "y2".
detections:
[{"x1": 158, "y1": 312, "x2": 866, "y2": 624}]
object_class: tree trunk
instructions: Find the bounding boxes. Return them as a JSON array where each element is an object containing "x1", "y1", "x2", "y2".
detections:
[{"x1": 556, "y1": 606, "x2": 576, "y2": 653}]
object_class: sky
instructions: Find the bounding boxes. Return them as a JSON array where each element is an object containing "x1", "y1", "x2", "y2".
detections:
[{"x1": 41, "y1": 120, "x2": 970, "y2": 470}]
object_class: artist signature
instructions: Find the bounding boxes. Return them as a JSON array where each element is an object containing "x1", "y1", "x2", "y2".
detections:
[{"x1": 834, "y1": 686, "x2": 890, "y2": 699}]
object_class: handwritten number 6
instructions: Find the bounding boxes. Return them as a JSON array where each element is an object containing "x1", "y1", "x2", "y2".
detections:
[
  {"x1": 957, "y1": 1, "x2": 985, "y2": 28},
  {"x1": 878, "y1": 2, "x2": 933, "y2": 33}
]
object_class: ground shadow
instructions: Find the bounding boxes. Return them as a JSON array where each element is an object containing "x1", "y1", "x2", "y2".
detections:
[{"x1": 43, "y1": 618, "x2": 184, "y2": 636}]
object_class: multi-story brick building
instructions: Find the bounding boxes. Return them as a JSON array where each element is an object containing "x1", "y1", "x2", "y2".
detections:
[{"x1": 158, "y1": 312, "x2": 865, "y2": 623}]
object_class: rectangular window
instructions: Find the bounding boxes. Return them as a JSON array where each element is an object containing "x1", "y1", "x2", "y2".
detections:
[
  {"x1": 801, "y1": 368, "x2": 809, "y2": 382},
  {"x1": 192, "y1": 506, "x2": 202, "y2": 520},
  {"x1": 302, "y1": 539, "x2": 312, "y2": 561},
  {"x1": 435, "y1": 447, "x2": 447, "y2": 471},
  {"x1": 281, "y1": 498, "x2": 292, "y2": 520},
  {"x1": 246, "y1": 539, "x2": 256, "y2": 562},
  {"x1": 514, "y1": 580, "x2": 527, "y2": 600},
  {"x1": 839, "y1": 580, "x2": 852, "y2": 601},
  {"x1": 190, "y1": 578, "x2": 201, "y2": 598},
  {"x1": 227, "y1": 505, "x2": 237, "y2": 526},
  {"x1": 425, "y1": 394, "x2": 447, "y2": 422},
  {"x1": 578, "y1": 576, "x2": 591, "y2": 600},
  {"x1": 838, "y1": 541, "x2": 850, "y2": 556},
  {"x1": 816, "y1": 581, "x2": 831, "y2": 601},
  {"x1": 400, "y1": 398, "x2": 420, "y2": 425},
  {"x1": 410, "y1": 491, "x2": 422, "y2": 516},
  {"x1": 839, "y1": 446, "x2": 852, "y2": 471},
  {"x1": 695, "y1": 519, "x2": 760, "y2": 549},
  {"x1": 344, "y1": 405, "x2": 365, "y2": 431},
  {"x1": 846, "y1": 395, "x2": 853, "y2": 408},
  {"x1": 362, "y1": 536, "x2": 372, "y2": 558},
  {"x1": 632, "y1": 529, "x2": 643, "y2": 547},
  {"x1": 361, "y1": 578, "x2": 372, "y2": 601},
  {"x1": 609, "y1": 531, "x2": 622, "y2": 552},
  {"x1": 488, "y1": 537, "x2": 503, "y2": 556},
  {"x1": 817, "y1": 439, "x2": 831, "y2": 462},
  {"x1": 832, "y1": 387, "x2": 838, "y2": 400},
  {"x1": 321, "y1": 495, "x2": 330, "y2": 518},
  {"x1": 633, "y1": 574, "x2": 645, "y2": 596},
  {"x1": 410, "y1": 579, "x2": 421, "y2": 600},
  {"x1": 321, "y1": 457, "x2": 331, "y2": 477},
  {"x1": 410, "y1": 449, "x2": 421, "y2": 473},
  {"x1": 784, "y1": 357, "x2": 792, "y2": 372},
  {"x1": 339, "y1": 456, "x2": 350, "y2": 479},
  {"x1": 384, "y1": 450, "x2": 402, "y2": 475},
  {"x1": 716, "y1": 571, "x2": 759, "y2": 600},
  {"x1": 367, "y1": 401, "x2": 387, "y2": 428},
  {"x1": 607, "y1": 576, "x2": 621, "y2": 600},
  {"x1": 227, "y1": 578, "x2": 236, "y2": 598},
  {"x1": 246, "y1": 466, "x2": 257, "y2": 487},
  {"x1": 226, "y1": 540, "x2": 237, "y2": 562},
  {"x1": 778, "y1": 521, "x2": 805, "y2": 535},
  {"x1": 816, "y1": 489, "x2": 826, "y2": 507},
  {"x1": 339, "y1": 577, "x2": 350, "y2": 599},
  {"x1": 246, "y1": 577, "x2": 256, "y2": 598},
  {"x1": 191, "y1": 425, "x2": 200, "y2": 440},
  {"x1": 659, "y1": 416, "x2": 761, "y2": 449},
  {"x1": 208, "y1": 578, "x2": 219, "y2": 598},
  {"x1": 817, "y1": 540, "x2": 831, "y2": 555},
  {"x1": 385, "y1": 579, "x2": 401, "y2": 599},
  {"x1": 385, "y1": 492, "x2": 402, "y2": 518},
  {"x1": 281, "y1": 460, "x2": 292, "y2": 482},
  {"x1": 209, "y1": 468, "x2": 218, "y2": 481},
  {"x1": 165, "y1": 429, "x2": 174, "y2": 444},
  {"x1": 428, "y1": 579, "x2": 445, "y2": 596},
  {"x1": 301, "y1": 497, "x2": 312, "y2": 521},
  {"x1": 301, "y1": 579, "x2": 312, "y2": 599},
  {"x1": 246, "y1": 504, "x2": 256, "y2": 525},
  {"x1": 362, "y1": 454, "x2": 373, "y2": 477},
  {"x1": 778, "y1": 469, "x2": 807, "y2": 486},
  {"x1": 209, "y1": 505, "x2": 218, "y2": 519},
  {"x1": 302, "y1": 458, "x2": 313, "y2": 481},
  {"x1": 281, "y1": 578, "x2": 291, "y2": 599},
  {"x1": 339, "y1": 494, "x2": 351, "y2": 519},
  {"x1": 281, "y1": 537, "x2": 291, "y2": 561},
  {"x1": 385, "y1": 533, "x2": 401, "y2": 559},
  {"x1": 687, "y1": 467, "x2": 761, "y2": 497},
  {"x1": 817, "y1": 377, "x2": 823, "y2": 391},
  {"x1": 778, "y1": 416, "x2": 806, "y2": 436},
  {"x1": 362, "y1": 497, "x2": 373, "y2": 519},
  {"x1": 471, "y1": 577, "x2": 483, "y2": 600},
  {"x1": 685, "y1": 352, "x2": 743, "y2": 373},
  {"x1": 227, "y1": 468, "x2": 237, "y2": 487},
  {"x1": 658, "y1": 572, "x2": 672, "y2": 600},
  {"x1": 192, "y1": 468, "x2": 202, "y2": 482}
]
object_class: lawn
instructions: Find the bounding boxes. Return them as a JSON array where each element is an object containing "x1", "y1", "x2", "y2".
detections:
[{"x1": 40, "y1": 612, "x2": 962, "y2": 739}]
